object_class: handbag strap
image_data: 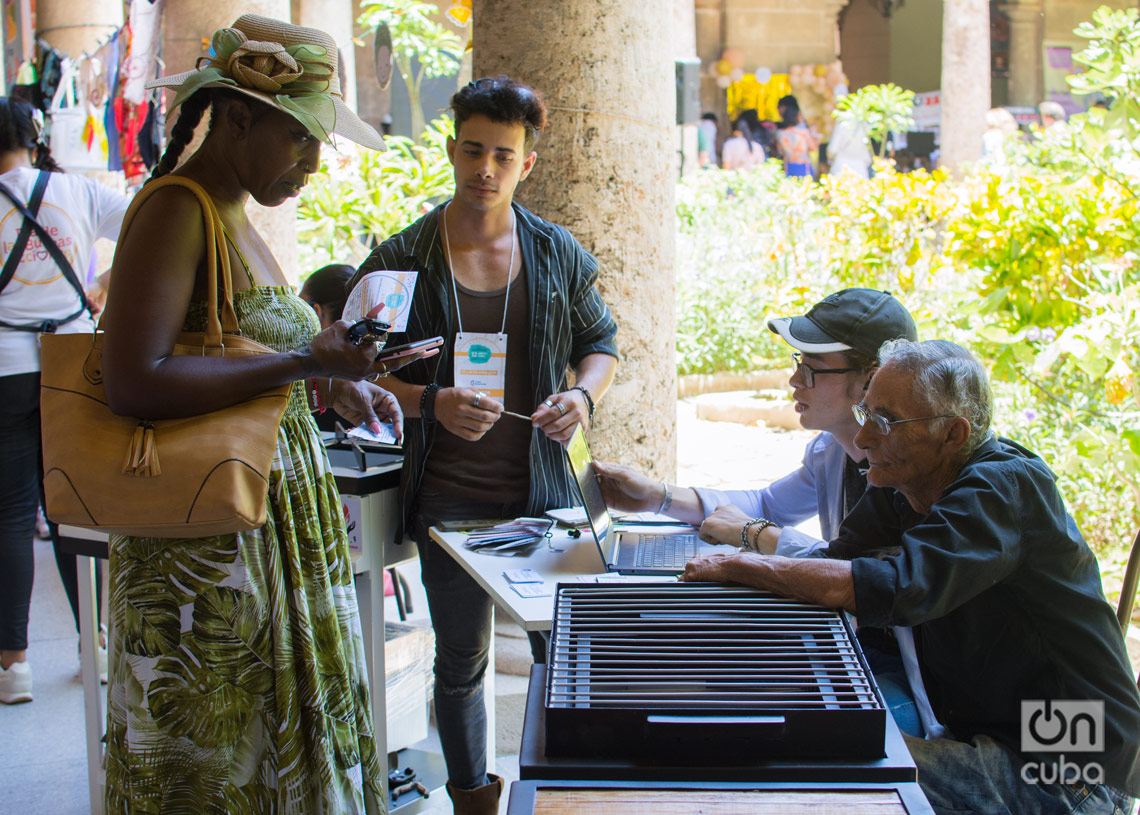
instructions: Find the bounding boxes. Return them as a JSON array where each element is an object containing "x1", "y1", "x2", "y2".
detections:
[
  {"x1": 114, "y1": 175, "x2": 239, "y2": 347},
  {"x1": 0, "y1": 170, "x2": 90, "y2": 333}
]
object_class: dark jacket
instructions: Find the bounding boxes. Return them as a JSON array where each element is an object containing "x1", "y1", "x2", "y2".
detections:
[
  {"x1": 823, "y1": 436, "x2": 1140, "y2": 794},
  {"x1": 349, "y1": 201, "x2": 619, "y2": 541}
]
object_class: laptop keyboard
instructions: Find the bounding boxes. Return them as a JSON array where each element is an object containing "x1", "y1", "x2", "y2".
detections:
[{"x1": 634, "y1": 534, "x2": 698, "y2": 568}]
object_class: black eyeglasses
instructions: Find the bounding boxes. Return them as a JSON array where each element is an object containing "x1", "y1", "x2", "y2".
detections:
[
  {"x1": 852, "y1": 403, "x2": 956, "y2": 435},
  {"x1": 791, "y1": 352, "x2": 860, "y2": 388}
]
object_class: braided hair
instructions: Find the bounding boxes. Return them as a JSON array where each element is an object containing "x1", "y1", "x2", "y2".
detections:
[
  {"x1": 0, "y1": 96, "x2": 63, "y2": 172},
  {"x1": 149, "y1": 89, "x2": 213, "y2": 181}
]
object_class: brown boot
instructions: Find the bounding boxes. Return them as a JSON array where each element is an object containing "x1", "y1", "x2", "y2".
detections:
[{"x1": 445, "y1": 773, "x2": 504, "y2": 815}]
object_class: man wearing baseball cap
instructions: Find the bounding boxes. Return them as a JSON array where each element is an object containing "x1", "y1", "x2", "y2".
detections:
[
  {"x1": 598, "y1": 287, "x2": 916, "y2": 557},
  {"x1": 596, "y1": 288, "x2": 934, "y2": 734}
]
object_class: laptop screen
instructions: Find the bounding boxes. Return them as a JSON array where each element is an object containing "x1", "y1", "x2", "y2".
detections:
[{"x1": 565, "y1": 424, "x2": 616, "y2": 566}]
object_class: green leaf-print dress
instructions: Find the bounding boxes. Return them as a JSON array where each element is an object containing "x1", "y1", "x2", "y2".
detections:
[{"x1": 104, "y1": 286, "x2": 384, "y2": 815}]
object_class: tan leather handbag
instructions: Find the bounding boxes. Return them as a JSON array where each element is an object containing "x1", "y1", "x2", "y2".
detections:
[{"x1": 40, "y1": 176, "x2": 291, "y2": 538}]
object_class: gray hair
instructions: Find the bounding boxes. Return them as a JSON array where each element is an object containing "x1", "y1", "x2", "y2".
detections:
[
  {"x1": 878, "y1": 339, "x2": 992, "y2": 457},
  {"x1": 1038, "y1": 100, "x2": 1067, "y2": 122}
]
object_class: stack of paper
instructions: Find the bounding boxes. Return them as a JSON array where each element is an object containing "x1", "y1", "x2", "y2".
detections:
[{"x1": 464, "y1": 517, "x2": 553, "y2": 553}]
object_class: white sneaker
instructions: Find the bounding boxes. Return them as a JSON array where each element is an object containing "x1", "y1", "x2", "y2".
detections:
[
  {"x1": 0, "y1": 661, "x2": 33, "y2": 704},
  {"x1": 97, "y1": 638, "x2": 108, "y2": 685}
]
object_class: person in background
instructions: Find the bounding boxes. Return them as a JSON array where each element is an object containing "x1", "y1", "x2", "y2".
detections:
[
  {"x1": 299, "y1": 262, "x2": 354, "y2": 330},
  {"x1": 595, "y1": 288, "x2": 929, "y2": 736},
  {"x1": 348, "y1": 75, "x2": 618, "y2": 814},
  {"x1": 827, "y1": 84, "x2": 872, "y2": 180},
  {"x1": 775, "y1": 94, "x2": 815, "y2": 178},
  {"x1": 982, "y1": 107, "x2": 1019, "y2": 165},
  {"x1": 720, "y1": 117, "x2": 760, "y2": 171},
  {"x1": 300, "y1": 263, "x2": 356, "y2": 431},
  {"x1": 0, "y1": 95, "x2": 131, "y2": 703},
  {"x1": 697, "y1": 112, "x2": 719, "y2": 167},
  {"x1": 1038, "y1": 100, "x2": 1068, "y2": 130}
]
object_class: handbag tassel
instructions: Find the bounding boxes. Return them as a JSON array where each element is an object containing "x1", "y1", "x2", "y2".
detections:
[{"x1": 122, "y1": 420, "x2": 161, "y2": 477}]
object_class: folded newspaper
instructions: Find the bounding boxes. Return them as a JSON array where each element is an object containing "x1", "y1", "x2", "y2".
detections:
[{"x1": 464, "y1": 517, "x2": 553, "y2": 553}]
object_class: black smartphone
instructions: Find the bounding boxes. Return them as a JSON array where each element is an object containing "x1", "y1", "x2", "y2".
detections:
[
  {"x1": 346, "y1": 318, "x2": 391, "y2": 346},
  {"x1": 374, "y1": 336, "x2": 444, "y2": 362}
]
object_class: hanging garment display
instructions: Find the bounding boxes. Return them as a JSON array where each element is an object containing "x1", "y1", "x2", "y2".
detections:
[{"x1": 48, "y1": 59, "x2": 110, "y2": 172}]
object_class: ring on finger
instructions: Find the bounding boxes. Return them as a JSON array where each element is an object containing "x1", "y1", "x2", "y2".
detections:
[
  {"x1": 554, "y1": 401, "x2": 567, "y2": 417},
  {"x1": 474, "y1": 392, "x2": 482, "y2": 408},
  {"x1": 367, "y1": 373, "x2": 381, "y2": 382},
  {"x1": 543, "y1": 399, "x2": 555, "y2": 408}
]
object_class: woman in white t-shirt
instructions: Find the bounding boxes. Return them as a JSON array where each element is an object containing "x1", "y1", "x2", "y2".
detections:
[{"x1": 0, "y1": 96, "x2": 130, "y2": 703}]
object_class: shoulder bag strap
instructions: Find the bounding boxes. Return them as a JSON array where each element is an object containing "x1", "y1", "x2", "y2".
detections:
[
  {"x1": 0, "y1": 170, "x2": 90, "y2": 333},
  {"x1": 115, "y1": 175, "x2": 236, "y2": 347}
]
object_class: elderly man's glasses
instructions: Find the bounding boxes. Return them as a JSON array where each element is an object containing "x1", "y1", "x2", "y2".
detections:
[
  {"x1": 792, "y1": 352, "x2": 860, "y2": 388},
  {"x1": 852, "y1": 403, "x2": 956, "y2": 435}
]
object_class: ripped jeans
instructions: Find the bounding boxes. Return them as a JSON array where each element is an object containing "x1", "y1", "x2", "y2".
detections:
[{"x1": 412, "y1": 491, "x2": 528, "y2": 790}]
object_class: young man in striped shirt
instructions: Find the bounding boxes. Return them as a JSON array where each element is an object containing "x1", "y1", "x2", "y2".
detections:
[{"x1": 349, "y1": 76, "x2": 618, "y2": 813}]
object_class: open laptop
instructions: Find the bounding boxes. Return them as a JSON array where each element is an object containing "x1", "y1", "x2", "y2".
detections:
[{"x1": 565, "y1": 424, "x2": 718, "y2": 575}]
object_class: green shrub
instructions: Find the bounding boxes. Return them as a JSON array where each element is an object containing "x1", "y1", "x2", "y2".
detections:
[
  {"x1": 675, "y1": 146, "x2": 1139, "y2": 580},
  {"x1": 297, "y1": 117, "x2": 455, "y2": 275}
]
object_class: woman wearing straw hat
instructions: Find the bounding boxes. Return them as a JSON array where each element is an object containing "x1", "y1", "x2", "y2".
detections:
[{"x1": 99, "y1": 15, "x2": 427, "y2": 813}]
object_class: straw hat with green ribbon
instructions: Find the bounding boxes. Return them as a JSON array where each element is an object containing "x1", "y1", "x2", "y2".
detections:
[{"x1": 146, "y1": 14, "x2": 384, "y2": 151}]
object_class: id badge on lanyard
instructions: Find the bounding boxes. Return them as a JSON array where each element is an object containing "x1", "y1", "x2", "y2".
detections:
[
  {"x1": 454, "y1": 331, "x2": 508, "y2": 399},
  {"x1": 442, "y1": 202, "x2": 519, "y2": 403}
]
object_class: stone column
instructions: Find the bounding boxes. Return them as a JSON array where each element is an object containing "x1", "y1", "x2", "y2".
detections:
[
  {"x1": 474, "y1": 1, "x2": 678, "y2": 479},
  {"x1": 161, "y1": 0, "x2": 302, "y2": 285},
  {"x1": 694, "y1": 0, "x2": 725, "y2": 123},
  {"x1": 940, "y1": 0, "x2": 990, "y2": 171},
  {"x1": 1005, "y1": 0, "x2": 1043, "y2": 108},
  {"x1": 676, "y1": 0, "x2": 699, "y2": 178},
  {"x1": 36, "y1": 0, "x2": 122, "y2": 58}
]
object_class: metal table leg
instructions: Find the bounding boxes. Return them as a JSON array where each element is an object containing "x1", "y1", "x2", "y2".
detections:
[{"x1": 77, "y1": 553, "x2": 103, "y2": 815}]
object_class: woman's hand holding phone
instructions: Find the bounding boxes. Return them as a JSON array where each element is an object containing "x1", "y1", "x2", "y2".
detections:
[{"x1": 368, "y1": 336, "x2": 444, "y2": 379}]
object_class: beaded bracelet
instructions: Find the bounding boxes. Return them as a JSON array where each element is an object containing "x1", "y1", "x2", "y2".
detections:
[
  {"x1": 420, "y1": 382, "x2": 441, "y2": 422},
  {"x1": 657, "y1": 482, "x2": 673, "y2": 515},
  {"x1": 741, "y1": 517, "x2": 776, "y2": 551},
  {"x1": 571, "y1": 385, "x2": 595, "y2": 423}
]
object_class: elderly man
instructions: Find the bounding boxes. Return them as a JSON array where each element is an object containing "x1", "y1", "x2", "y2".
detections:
[
  {"x1": 684, "y1": 339, "x2": 1140, "y2": 814},
  {"x1": 1039, "y1": 100, "x2": 1068, "y2": 130}
]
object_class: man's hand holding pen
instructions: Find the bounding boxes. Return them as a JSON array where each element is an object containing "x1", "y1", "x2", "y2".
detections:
[
  {"x1": 437, "y1": 387, "x2": 589, "y2": 444},
  {"x1": 530, "y1": 389, "x2": 588, "y2": 443}
]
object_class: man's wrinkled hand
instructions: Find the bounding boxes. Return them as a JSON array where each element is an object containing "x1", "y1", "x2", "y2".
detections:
[{"x1": 680, "y1": 550, "x2": 744, "y2": 583}]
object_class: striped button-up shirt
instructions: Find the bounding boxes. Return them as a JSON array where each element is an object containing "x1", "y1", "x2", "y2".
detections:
[{"x1": 350, "y1": 202, "x2": 619, "y2": 541}]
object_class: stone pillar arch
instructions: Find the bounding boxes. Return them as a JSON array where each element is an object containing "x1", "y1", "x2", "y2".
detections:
[
  {"x1": 36, "y1": 0, "x2": 122, "y2": 58},
  {"x1": 474, "y1": 0, "x2": 678, "y2": 478},
  {"x1": 940, "y1": 0, "x2": 990, "y2": 170},
  {"x1": 1005, "y1": 0, "x2": 1043, "y2": 108}
]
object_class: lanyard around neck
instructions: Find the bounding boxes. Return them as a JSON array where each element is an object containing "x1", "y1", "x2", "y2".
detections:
[{"x1": 441, "y1": 201, "x2": 517, "y2": 335}]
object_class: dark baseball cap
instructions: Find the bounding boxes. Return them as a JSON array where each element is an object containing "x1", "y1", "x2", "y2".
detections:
[{"x1": 767, "y1": 288, "x2": 917, "y2": 360}]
